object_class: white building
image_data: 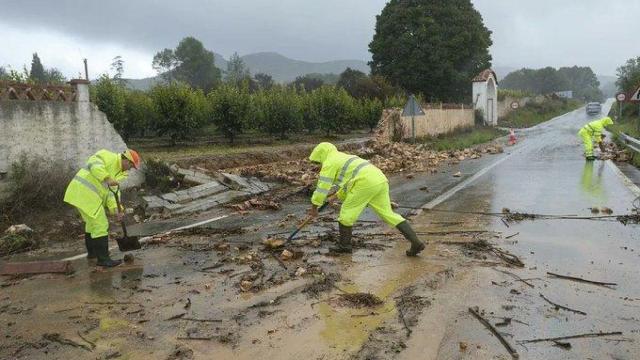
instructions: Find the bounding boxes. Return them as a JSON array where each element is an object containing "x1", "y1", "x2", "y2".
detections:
[{"x1": 472, "y1": 69, "x2": 498, "y2": 126}]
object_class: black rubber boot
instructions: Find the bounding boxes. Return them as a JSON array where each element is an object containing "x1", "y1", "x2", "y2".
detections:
[
  {"x1": 329, "y1": 224, "x2": 353, "y2": 254},
  {"x1": 397, "y1": 221, "x2": 425, "y2": 257},
  {"x1": 94, "y1": 236, "x2": 122, "y2": 268},
  {"x1": 85, "y1": 233, "x2": 97, "y2": 259},
  {"x1": 586, "y1": 155, "x2": 596, "y2": 161}
]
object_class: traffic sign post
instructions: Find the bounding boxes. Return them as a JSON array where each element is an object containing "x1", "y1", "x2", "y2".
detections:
[
  {"x1": 616, "y1": 92, "x2": 626, "y2": 121},
  {"x1": 402, "y1": 95, "x2": 425, "y2": 143}
]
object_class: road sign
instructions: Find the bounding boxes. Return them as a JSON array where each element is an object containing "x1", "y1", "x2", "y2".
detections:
[
  {"x1": 630, "y1": 86, "x2": 640, "y2": 103},
  {"x1": 510, "y1": 101, "x2": 519, "y2": 110},
  {"x1": 402, "y1": 95, "x2": 425, "y2": 117},
  {"x1": 402, "y1": 95, "x2": 424, "y2": 142},
  {"x1": 616, "y1": 93, "x2": 627, "y2": 102}
]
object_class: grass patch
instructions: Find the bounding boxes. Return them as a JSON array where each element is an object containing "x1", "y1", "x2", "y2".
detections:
[
  {"x1": 417, "y1": 126, "x2": 508, "y2": 151},
  {"x1": 500, "y1": 99, "x2": 582, "y2": 128},
  {"x1": 0, "y1": 155, "x2": 74, "y2": 222}
]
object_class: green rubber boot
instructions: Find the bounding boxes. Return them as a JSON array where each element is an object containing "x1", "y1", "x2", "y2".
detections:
[
  {"x1": 85, "y1": 233, "x2": 97, "y2": 259},
  {"x1": 397, "y1": 221, "x2": 425, "y2": 257},
  {"x1": 94, "y1": 236, "x2": 122, "y2": 268},
  {"x1": 329, "y1": 224, "x2": 353, "y2": 254}
]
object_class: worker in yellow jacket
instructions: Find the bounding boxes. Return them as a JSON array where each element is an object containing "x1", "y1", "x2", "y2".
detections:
[
  {"x1": 578, "y1": 117, "x2": 613, "y2": 160},
  {"x1": 64, "y1": 149, "x2": 141, "y2": 267},
  {"x1": 308, "y1": 142, "x2": 425, "y2": 256}
]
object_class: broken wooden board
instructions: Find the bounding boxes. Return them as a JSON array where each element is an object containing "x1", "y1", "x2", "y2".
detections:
[
  {"x1": 172, "y1": 190, "x2": 253, "y2": 215},
  {"x1": 0, "y1": 260, "x2": 74, "y2": 275}
]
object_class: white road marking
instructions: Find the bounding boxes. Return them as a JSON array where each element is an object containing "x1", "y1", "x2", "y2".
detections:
[{"x1": 605, "y1": 160, "x2": 640, "y2": 198}]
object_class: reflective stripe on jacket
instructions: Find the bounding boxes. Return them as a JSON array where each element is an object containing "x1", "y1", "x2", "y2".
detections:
[
  {"x1": 308, "y1": 142, "x2": 387, "y2": 206},
  {"x1": 63, "y1": 149, "x2": 128, "y2": 218}
]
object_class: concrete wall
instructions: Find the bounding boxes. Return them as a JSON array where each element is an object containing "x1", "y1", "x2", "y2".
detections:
[
  {"x1": 377, "y1": 107, "x2": 474, "y2": 141},
  {"x1": 497, "y1": 95, "x2": 546, "y2": 120},
  {"x1": 0, "y1": 91, "x2": 143, "y2": 186}
]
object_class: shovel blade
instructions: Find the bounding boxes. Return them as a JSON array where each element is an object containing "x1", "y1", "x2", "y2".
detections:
[{"x1": 116, "y1": 236, "x2": 141, "y2": 252}]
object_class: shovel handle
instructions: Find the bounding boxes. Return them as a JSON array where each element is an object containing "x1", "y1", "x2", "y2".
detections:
[
  {"x1": 108, "y1": 185, "x2": 128, "y2": 238},
  {"x1": 286, "y1": 199, "x2": 332, "y2": 242}
]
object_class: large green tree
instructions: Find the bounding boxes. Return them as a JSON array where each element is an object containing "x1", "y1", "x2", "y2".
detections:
[
  {"x1": 225, "y1": 52, "x2": 250, "y2": 86},
  {"x1": 152, "y1": 37, "x2": 222, "y2": 91},
  {"x1": 616, "y1": 57, "x2": 640, "y2": 93},
  {"x1": 369, "y1": 0, "x2": 492, "y2": 102}
]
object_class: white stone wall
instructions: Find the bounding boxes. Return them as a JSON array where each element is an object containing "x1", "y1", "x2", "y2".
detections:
[
  {"x1": 0, "y1": 98, "x2": 143, "y2": 187},
  {"x1": 472, "y1": 77, "x2": 498, "y2": 126}
]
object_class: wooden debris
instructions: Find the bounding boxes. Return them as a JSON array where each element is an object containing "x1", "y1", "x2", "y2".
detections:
[
  {"x1": 165, "y1": 312, "x2": 187, "y2": 321},
  {"x1": 539, "y1": 293, "x2": 587, "y2": 315},
  {"x1": 546, "y1": 272, "x2": 617, "y2": 287},
  {"x1": 492, "y1": 269, "x2": 534, "y2": 288},
  {"x1": 518, "y1": 331, "x2": 623, "y2": 344},
  {"x1": 42, "y1": 333, "x2": 92, "y2": 352},
  {"x1": 468, "y1": 307, "x2": 519, "y2": 359}
]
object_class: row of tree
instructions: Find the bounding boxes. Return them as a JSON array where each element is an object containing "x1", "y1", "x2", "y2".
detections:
[
  {"x1": 93, "y1": 77, "x2": 384, "y2": 144},
  {"x1": 0, "y1": 53, "x2": 66, "y2": 85},
  {"x1": 501, "y1": 66, "x2": 603, "y2": 102}
]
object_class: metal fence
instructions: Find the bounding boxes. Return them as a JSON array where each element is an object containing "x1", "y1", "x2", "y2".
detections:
[{"x1": 619, "y1": 132, "x2": 640, "y2": 153}]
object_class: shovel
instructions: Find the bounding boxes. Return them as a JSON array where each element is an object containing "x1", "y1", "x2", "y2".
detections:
[
  {"x1": 109, "y1": 186, "x2": 141, "y2": 252},
  {"x1": 286, "y1": 199, "x2": 332, "y2": 244}
]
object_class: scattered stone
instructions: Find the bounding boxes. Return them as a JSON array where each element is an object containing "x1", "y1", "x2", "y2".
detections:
[
  {"x1": 590, "y1": 207, "x2": 600, "y2": 214},
  {"x1": 295, "y1": 267, "x2": 307, "y2": 277},
  {"x1": 281, "y1": 249, "x2": 293, "y2": 261},
  {"x1": 100, "y1": 348, "x2": 122, "y2": 359},
  {"x1": 459, "y1": 342, "x2": 468, "y2": 352},
  {"x1": 600, "y1": 207, "x2": 613, "y2": 215},
  {"x1": 240, "y1": 280, "x2": 253, "y2": 292},
  {"x1": 123, "y1": 254, "x2": 134, "y2": 264},
  {"x1": 167, "y1": 344, "x2": 194, "y2": 360},
  {"x1": 262, "y1": 238, "x2": 285, "y2": 249},
  {"x1": 4, "y1": 224, "x2": 33, "y2": 236},
  {"x1": 453, "y1": 171, "x2": 462, "y2": 177}
]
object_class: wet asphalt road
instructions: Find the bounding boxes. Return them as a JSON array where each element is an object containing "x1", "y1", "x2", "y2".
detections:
[{"x1": 427, "y1": 99, "x2": 640, "y2": 359}]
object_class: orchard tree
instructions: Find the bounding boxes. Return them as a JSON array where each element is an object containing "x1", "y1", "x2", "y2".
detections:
[
  {"x1": 309, "y1": 86, "x2": 357, "y2": 135},
  {"x1": 361, "y1": 98, "x2": 384, "y2": 132},
  {"x1": 152, "y1": 37, "x2": 222, "y2": 91},
  {"x1": 291, "y1": 74, "x2": 324, "y2": 92},
  {"x1": 92, "y1": 75, "x2": 127, "y2": 137},
  {"x1": 255, "y1": 86, "x2": 303, "y2": 138},
  {"x1": 369, "y1": 0, "x2": 492, "y2": 102},
  {"x1": 124, "y1": 90, "x2": 156, "y2": 138},
  {"x1": 150, "y1": 82, "x2": 209, "y2": 144},
  {"x1": 208, "y1": 84, "x2": 251, "y2": 143}
]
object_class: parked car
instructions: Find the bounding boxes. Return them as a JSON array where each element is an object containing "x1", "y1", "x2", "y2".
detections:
[{"x1": 586, "y1": 102, "x2": 601, "y2": 115}]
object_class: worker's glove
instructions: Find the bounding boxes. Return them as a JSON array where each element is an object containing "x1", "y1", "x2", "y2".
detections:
[
  {"x1": 116, "y1": 212, "x2": 124, "y2": 222},
  {"x1": 106, "y1": 178, "x2": 119, "y2": 187}
]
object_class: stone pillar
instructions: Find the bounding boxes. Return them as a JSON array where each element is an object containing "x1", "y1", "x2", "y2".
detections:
[{"x1": 69, "y1": 79, "x2": 90, "y2": 102}]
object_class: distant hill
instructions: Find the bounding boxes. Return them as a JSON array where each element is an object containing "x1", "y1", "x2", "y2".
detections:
[{"x1": 123, "y1": 52, "x2": 369, "y2": 90}]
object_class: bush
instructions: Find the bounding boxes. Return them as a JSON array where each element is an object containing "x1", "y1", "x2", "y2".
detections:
[
  {"x1": 0, "y1": 155, "x2": 74, "y2": 220},
  {"x1": 143, "y1": 159, "x2": 181, "y2": 193},
  {"x1": 361, "y1": 98, "x2": 384, "y2": 132}
]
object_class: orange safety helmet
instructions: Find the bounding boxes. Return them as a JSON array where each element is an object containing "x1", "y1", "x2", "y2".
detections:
[{"x1": 123, "y1": 149, "x2": 141, "y2": 169}]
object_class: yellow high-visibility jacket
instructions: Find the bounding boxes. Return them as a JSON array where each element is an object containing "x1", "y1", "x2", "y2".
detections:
[
  {"x1": 309, "y1": 142, "x2": 387, "y2": 206},
  {"x1": 581, "y1": 117, "x2": 614, "y2": 142},
  {"x1": 63, "y1": 150, "x2": 128, "y2": 218}
]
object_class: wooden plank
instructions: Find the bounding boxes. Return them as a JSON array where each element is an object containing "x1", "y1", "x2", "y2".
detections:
[
  {"x1": 0, "y1": 260, "x2": 74, "y2": 275},
  {"x1": 172, "y1": 190, "x2": 251, "y2": 215}
]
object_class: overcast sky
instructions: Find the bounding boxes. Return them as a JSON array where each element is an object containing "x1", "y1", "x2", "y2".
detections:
[{"x1": 0, "y1": 0, "x2": 637, "y2": 79}]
